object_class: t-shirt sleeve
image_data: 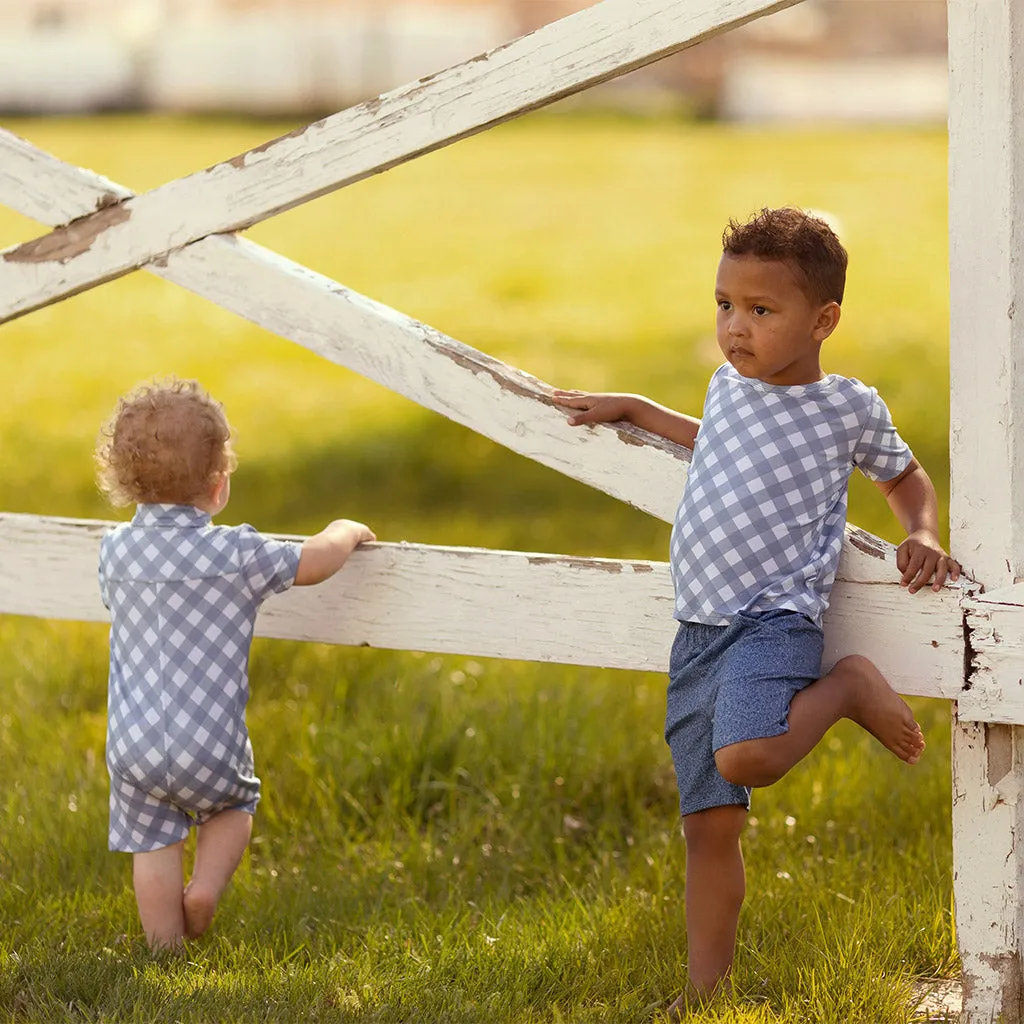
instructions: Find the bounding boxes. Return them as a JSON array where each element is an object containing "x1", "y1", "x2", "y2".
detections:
[
  {"x1": 237, "y1": 526, "x2": 302, "y2": 601},
  {"x1": 853, "y1": 389, "x2": 914, "y2": 482}
]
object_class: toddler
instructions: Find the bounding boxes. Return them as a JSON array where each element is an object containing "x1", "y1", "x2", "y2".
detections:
[
  {"x1": 95, "y1": 378, "x2": 374, "y2": 949},
  {"x1": 554, "y1": 208, "x2": 960, "y2": 1013}
]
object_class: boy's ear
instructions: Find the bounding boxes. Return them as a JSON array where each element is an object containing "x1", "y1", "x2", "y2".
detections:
[{"x1": 814, "y1": 301, "x2": 841, "y2": 342}]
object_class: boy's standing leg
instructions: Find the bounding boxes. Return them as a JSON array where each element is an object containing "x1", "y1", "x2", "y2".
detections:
[
  {"x1": 664, "y1": 620, "x2": 754, "y2": 1016},
  {"x1": 183, "y1": 808, "x2": 253, "y2": 939},
  {"x1": 133, "y1": 841, "x2": 186, "y2": 950},
  {"x1": 676, "y1": 805, "x2": 747, "y2": 1009}
]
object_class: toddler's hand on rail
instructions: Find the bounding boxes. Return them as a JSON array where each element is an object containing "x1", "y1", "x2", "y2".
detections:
[{"x1": 327, "y1": 519, "x2": 376, "y2": 546}]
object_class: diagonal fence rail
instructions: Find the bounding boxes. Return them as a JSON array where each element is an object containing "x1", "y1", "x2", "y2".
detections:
[{"x1": 0, "y1": 0, "x2": 800, "y2": 323}]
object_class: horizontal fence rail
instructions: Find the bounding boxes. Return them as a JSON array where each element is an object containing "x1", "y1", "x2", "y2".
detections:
[{"x1": 1, "y1": 513, "x2": 967, "y2": 698}]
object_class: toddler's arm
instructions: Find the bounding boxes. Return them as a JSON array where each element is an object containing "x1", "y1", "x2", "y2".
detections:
[
  {"x1": 294, "y1": 519, "x2": 376, "y2": 586},
  {"x1": 552, "y1": 390, "x2": 700, "y2": 449},
  {"x1": 875, "y1": 459, "x2": 960, "y2": 593}
]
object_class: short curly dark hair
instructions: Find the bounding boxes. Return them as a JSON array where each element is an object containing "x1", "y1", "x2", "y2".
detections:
[
  {"x1": 722, "y1": 207, "x2": 848, "y2": 306},
  {"x1": 95, "y1": 378, "x2": 237, "y2": 507}
]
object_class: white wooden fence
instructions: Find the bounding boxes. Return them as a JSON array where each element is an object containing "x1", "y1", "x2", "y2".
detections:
[{"x1": 0, "y1": 0, "x2": 1021, "y2": 1019}]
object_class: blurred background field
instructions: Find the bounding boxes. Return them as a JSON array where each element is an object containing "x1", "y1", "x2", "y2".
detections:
[{"x1": 0, "y1": 114, "x2": 955, "y2": 1022}]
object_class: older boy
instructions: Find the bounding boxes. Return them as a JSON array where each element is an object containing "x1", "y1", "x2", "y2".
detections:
[
  {"x1": 96, "y1": 378, "x2": 375, "y2": 950},
  {"x1": 554, "y1": 207, "x2": 959, "y2": 1011}
]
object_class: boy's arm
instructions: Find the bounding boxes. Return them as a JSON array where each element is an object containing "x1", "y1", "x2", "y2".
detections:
[
  {"x1": 551, "y1": 390, "x2": 700, "y2": 449},
  {"x1": 874, "y1": 458, "x2": 961, "y2": 593},
  {"x1": 294, "y1": 519, "x2": 376, "y2": 587}
]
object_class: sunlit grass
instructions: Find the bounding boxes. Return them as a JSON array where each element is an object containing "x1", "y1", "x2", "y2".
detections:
[{"x1": 0, "y1": 113, "x2": 954, "y2": 1022}]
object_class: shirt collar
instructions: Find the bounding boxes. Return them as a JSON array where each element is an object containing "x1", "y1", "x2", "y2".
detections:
[
  {"x1": 132, "y1": 503, "x2": 212, "y2": 528},
  {"x1": 723, "y1": 363, "x2": 837, "y2": 397}
]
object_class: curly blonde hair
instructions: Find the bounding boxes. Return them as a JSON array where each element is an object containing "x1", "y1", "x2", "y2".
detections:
[{"x1": 95, "y1": 378, "x2": 237, "y2": 507}]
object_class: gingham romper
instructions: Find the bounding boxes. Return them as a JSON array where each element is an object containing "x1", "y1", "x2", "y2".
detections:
[{"x1": 98, "y1": 504, "x2": 301, "y2": 853}]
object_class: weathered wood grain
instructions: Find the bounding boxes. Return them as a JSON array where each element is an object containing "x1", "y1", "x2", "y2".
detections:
[
  {"x1": 948, "y1": 0, "x2": 1024, "y2": 1019},
  {"x1": 962, "y1": 586, "x2": 1024, "y2": 725}
]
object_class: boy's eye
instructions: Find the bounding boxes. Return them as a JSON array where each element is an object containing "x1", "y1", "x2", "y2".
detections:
[
  {"x1": 753, "y1": 305, "x2": 769, "y2": 316},
  {"x1": 717, "y1": 300, "x2": 732, "y2": 311}
]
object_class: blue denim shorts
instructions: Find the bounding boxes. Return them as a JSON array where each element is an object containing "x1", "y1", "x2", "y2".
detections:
[{"x1": 665, "y1": 609, "x2": 824, "y2": 817}]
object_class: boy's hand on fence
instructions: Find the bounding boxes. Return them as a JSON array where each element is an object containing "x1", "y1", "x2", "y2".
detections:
[
  {"x1": 551, "y1": 390, "x2": 636, "y2": 427},
  {"x1": 896, "y1": 530, "x2": 961, "y2": 593},
  {"x1": 552, "y1": 389, "x2": 700, "y2": 448}
]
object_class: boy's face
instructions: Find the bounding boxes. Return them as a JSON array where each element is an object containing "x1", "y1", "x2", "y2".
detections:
[{"x1": 714, "y1": 254, "x2": 840, "y2": 386}]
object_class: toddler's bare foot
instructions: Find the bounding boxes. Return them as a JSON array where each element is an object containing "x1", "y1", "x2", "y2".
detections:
[
  {"x1": 663, "y1": 978, "x2": 731, "y2": 1020},
  {"x1": 835, "y1": 655, "x2": 925, "y2": 764},
  {"x1": 183, "y1": 882, "x2": 218, "y2": 939},
  {"x1": 664, "y1": 993, "x2": 688, "y2": 1021}
]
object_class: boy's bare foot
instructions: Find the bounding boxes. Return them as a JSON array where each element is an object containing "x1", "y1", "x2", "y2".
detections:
[
  {"x1": 182, "y1": 882, "x2": 218, "y2": 939},
  {"x1": 835, "y1": 655, "x2": 925, "y2": 764}
]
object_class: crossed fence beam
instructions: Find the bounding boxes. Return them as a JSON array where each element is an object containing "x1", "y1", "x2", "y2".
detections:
[
  {"x1": 2, "y1": 0, "x2": 1024, "y2": 1019},
  {"x1": 0, "y1": 115, "x2": 967, "y2": 697},
  {"x1": 0, "y1": 0, "x2": 967, "y2": 698},
  {"x1": 0, "y1": 116, "x2": 966, "y2": 689}
]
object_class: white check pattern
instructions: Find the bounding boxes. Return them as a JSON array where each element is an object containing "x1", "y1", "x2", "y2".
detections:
[
  {"x1": 98, "y1": 504, "x2": 301, "y2": 852},
  {"x1": 671, "y1": 364, "x2": 912, "y2": 627}
]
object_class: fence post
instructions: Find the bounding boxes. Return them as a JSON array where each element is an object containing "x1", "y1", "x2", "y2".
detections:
[{"x1": 948, "y1": 0, "x2": 1024, "y2": 1018}]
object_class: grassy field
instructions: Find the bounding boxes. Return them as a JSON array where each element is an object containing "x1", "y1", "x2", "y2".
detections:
[{"x1": 0, "y1": 114, "x2": 956, "y2": 1022}]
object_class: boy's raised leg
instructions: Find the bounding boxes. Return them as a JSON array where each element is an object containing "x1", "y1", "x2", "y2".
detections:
[
  {"x1": 666, "y1": 804, "x2": 747, "y2": 1018},
  {"x1": 715, "y1": 655, "x2": 924, "y2": 789},
  {"x1": 133, "y1": 840, "x2": 186, "y2": 950},
  {"x1": 183, "y1": 808, "x2": 252, "y2": 939}
]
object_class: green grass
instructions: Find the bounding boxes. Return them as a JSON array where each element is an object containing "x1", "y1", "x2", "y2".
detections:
[{"x1": 0, "y1": 114, "x2": 955, "y2": 1022}]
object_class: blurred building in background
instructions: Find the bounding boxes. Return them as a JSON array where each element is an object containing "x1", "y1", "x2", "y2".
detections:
[{"x1": 0, "y1": 0, "x2": 947, "y2": 121}]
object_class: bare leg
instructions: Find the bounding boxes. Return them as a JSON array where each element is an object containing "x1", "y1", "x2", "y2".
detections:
[
  {"x1": 133, "y1": 841, "x2": 186, "y2": 950},
  {"x1": 183, "y1": 808, "x2": 252, "y2": 939},
  {"x1": 666, "y1": 805, "x2": 747, "y2": 1018},
  {"x1": 715, "y1": 655, "x2": 925, "y2": 788}
]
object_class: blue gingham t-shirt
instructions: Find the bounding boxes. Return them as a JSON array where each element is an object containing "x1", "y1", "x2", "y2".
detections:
[
  {"x1": 670, "y1": 364, "x2": 913, "y2": 627},
  {"x1": 98, "y1": 504, "x2": 301, "y2": 815}
]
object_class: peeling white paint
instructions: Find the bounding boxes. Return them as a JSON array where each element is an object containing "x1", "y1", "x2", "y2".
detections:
[{"x1": 949, "y1": 0, "x2": 1024, "y2": 1018}]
